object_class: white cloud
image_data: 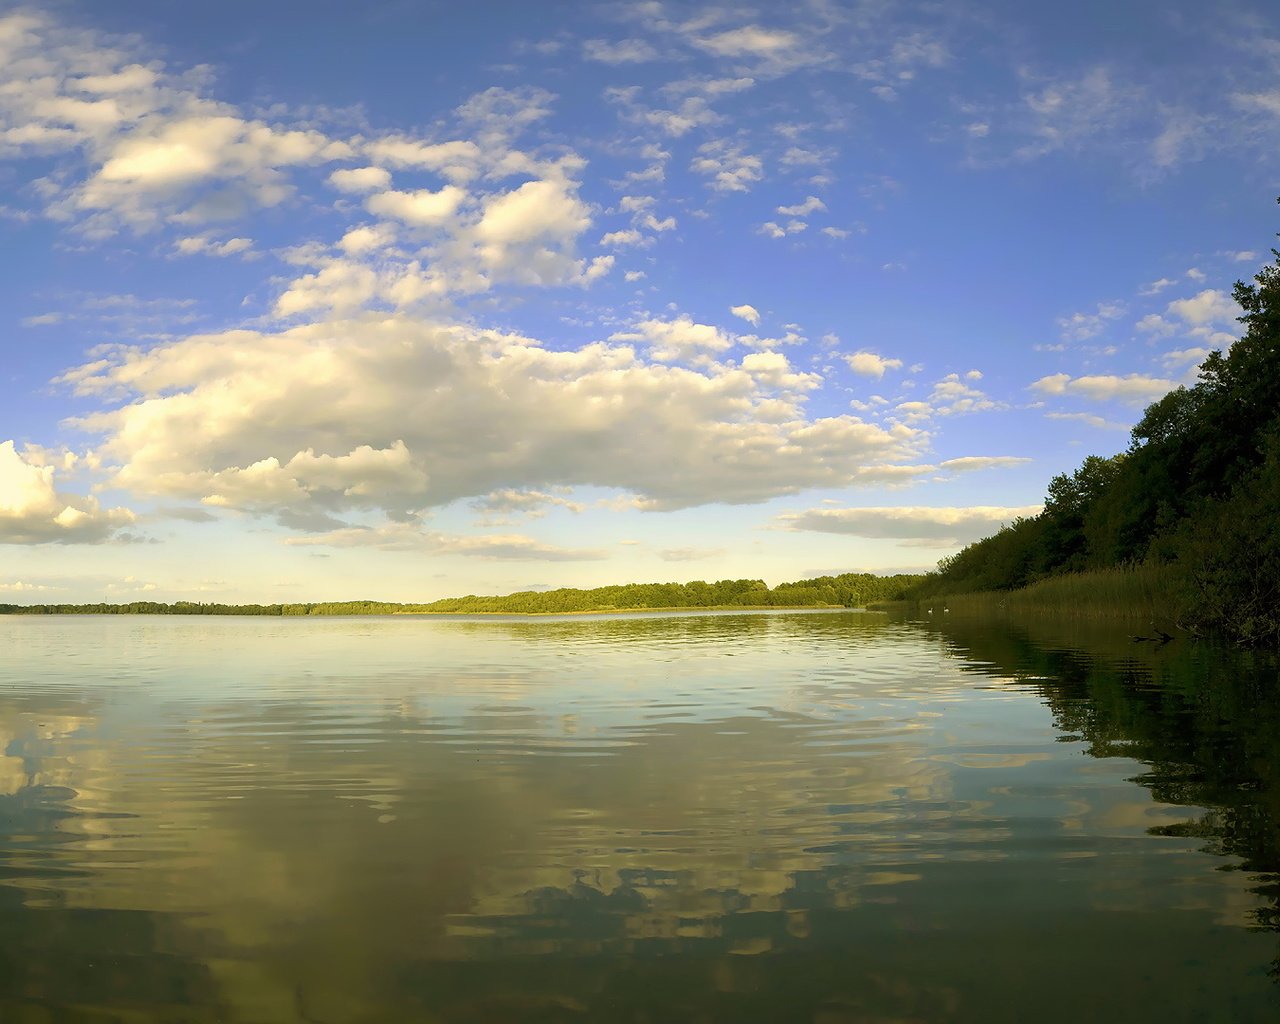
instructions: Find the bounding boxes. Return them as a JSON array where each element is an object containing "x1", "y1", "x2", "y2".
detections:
[
  {"x1": 695, "y1": 25, "x2": 801, "y2": 58},
  {"x1": 273, "y1": 259, "x2": 381, "y2": 317},
  {"x1": 286, "y1": 522, "x2": 607, "y2": 561},
  {"x1": 845, "y1": 352, "x2": 904, "y2": 378},
  {"x1": 937, "y1": 456, "x2": 1031, "y2": 472},
  {"x1": 476, "y1": 178, "x2": 589, "y2": 244},
  {"x1": 605, "y1": 86, "x2": 725, "y2": 138},
  {"x1": 776, "y1": 196, "x2": 826, "y2": 216},
  {"x1": 1160, "y1": 346, "x2": 1212, "y2": 368},
  {"x1": 1135, "y1": 313, "x2": 1176, "y2": 336},
  {"x1": 365, "y1": 185, "x2": 466, "y2": 227},
  {"x1": 361, "y1": 138, "x2": 480, "y2": 183},
  {"x1": 778, "y1": 505, "x2": 1042, "y2": 544},
  {"x1": 174, "y1": 234, "x2": 253, "y2": 258},
  {"x1": 0, "y1": 580, "x2": 58, "y2": 593},
  {"x1": 691, "y1": 24, "x2": 820, "y2": 73},
  {"x1": 922, "y1": 373, "x2": 999, "y2": 416},
  {"x1": 1140, "y1": 277, "x2": 1176, "y2": 296},
  {"x1": 337, "y1": 223, "x2": 395, "y2": 256},
  {"x1": 599, "y1": 228, "x2": 647, "y2": 248},
  {"x1": 690, "y1": 140, "x2": 763, "y2": 192},
  {"x1": 455, "y1": 85, "x2": 555, "y2": 138},
  {"x1": 0, "y1": 12, "x2": 353, "y2": 232},
  {"x1": 328, "y1": 166, "x2": 393, "y2": 193},
  {"x1": 609, "y1": 315, "x2": 735, "y2": 362},
  {"x1": 1165, "y1": 288, "x2": 1242, "y2": 327},
  {"x1": 1057, "y1": 300, "x2": 1124, "y2": 341},
  {"x1": 0, "y1": 440, "x2": 134, "y2": 543},
  {"x1": 1045, "y1": 411, "x2": 1128, "y2": 430},
  {"x1": 730, "y1": 304, "x2": 760, "y2": 326},
  {"x1": 758, "y1": 220, "x2": 806, "y2": 238},
  {"x1": 59, "y1": 317, "x2": 931, "y2": 523},
  {"x1": 1030, "y1": 372, "x2": 1176, "y2": 404}
]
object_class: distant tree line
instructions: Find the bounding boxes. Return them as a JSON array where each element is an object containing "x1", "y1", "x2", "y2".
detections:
[
  {"x1": 0, "y1": 574, "x2": 922, "y2": 619},
  {"x1": 914, "y1": 200, "x2": 1280, "y2": 646}
]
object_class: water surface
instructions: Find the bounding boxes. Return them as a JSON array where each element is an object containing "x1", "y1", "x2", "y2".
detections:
[{"x1": 1, "y1": 610, "x2": 1277, "y2": 1022}]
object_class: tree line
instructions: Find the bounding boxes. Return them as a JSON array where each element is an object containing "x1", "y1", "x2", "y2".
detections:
[
  {"x1": 0, "y1": 573, "x2": 922, "y2": 618},
  {"x1": 914, "y1": 200, "x2": 1280, "y2": 645}
]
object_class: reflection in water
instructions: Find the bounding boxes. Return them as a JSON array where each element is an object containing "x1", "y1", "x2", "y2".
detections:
[{"x1": 0, "y1": 611, "x2": 1277, "y2": 1022}]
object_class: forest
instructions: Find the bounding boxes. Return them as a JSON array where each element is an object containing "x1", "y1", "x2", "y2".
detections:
[
  {"x1": 0, "y1": 573, "x2": 922, "y2": 618},
  {"x1": 912, "y1": 201, "x2": 1280, "y2": 646}
]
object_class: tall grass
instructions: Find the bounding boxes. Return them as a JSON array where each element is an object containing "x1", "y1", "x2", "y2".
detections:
[{"x1": 912, "y1": 563, "x2": 1183, "y2": 622}]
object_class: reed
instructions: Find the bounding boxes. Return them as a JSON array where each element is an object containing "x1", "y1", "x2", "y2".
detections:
[{"x1": 913, "y1": 563, "x2": 1184, "y2": 622}]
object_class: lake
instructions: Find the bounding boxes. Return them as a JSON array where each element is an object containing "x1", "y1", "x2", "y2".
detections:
[{"x1": 1, "y1": 610, "x2": 1278, "y2": 1022}]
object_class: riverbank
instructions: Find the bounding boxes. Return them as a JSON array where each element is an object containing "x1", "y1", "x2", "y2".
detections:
[
  {"x1": 880, "y1": 563, "x2": 1185, "y2": 624},
  {"x1": 0, "y1": 601, "x2": 861, "y2": 618}
]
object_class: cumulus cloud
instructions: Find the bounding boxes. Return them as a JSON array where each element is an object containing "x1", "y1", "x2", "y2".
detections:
[
  {"x1": 599, "y1": 228, "x2": 647, "y2": 248},
  {"x1": 0, "y1": 11, "x2": 354, "y2": 232},
  {"x1": 1030, "y1": 372, "x2": 1176, "y2": 404},
  {"x1": 690, "y1": 140, "x2": 763, "y2": 192},
  {"x1": 271, "y1": 164, "x2": 601, "y2": 314},
  {"x1": 778, "y1": 505, "x2": 1043, "y2": 545},
  {"x1": 845, "y1": 351, "x2": 904, "y2": 378},
  {"x1": 776, "y1": 196, "x2": 826, "y2": 216},
  {"x1": 609, "y1": 315, "x2": 735, "y2": 362},
  {"x1": 730, "y1": 304, "x2": 760, "y2": 325},
  {"x1": 757, "y1": 219, "x2": 807, "y2": 238},
  {"x1": 328, "y1": 166, "x2": 393, "y2": 193},
  {"x1": 59, "y1": 317, "x2": 931, "y2": 525},
  {"x1": 361, "y1": 138, "x2": 480, "y2": 183},
  {"x1": 1135, "y1": 313, "x2": 1176, "y2": 336},
  {"x1": 1165, "y1": 288, "x2": 1242, "y2": 327},
  {"x1": 365, "y1": 185, "x2": 466, "y2": 227},
  {"x1": 0, "y1": 440, "x2": 134, "y2": 543}
]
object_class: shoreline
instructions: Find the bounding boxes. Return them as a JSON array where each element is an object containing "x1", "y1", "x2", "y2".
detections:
[{"x1": 1, "y1": 603, "x2": 867, "y2": 619}]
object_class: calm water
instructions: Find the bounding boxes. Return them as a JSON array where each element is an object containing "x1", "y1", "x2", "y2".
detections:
[{"x1": 1, "y1": 610, "x2": 1278, "y2": 1022}]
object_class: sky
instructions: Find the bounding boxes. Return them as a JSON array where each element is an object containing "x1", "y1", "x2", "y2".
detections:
[{"x1": 1, "y1": 0, "x2": 1277, "y2": 604}]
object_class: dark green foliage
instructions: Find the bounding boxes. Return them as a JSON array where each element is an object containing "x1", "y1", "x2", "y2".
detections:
[
  {"x1": 1173, "y1": 430, "x2": 1280, "y2": 645},
  {"x1": 914, "y1": 517, "x2": 1046, "y2": 597},
  {"x1": 916, "y1": 199, "x2": 1280, "y2": 645}
]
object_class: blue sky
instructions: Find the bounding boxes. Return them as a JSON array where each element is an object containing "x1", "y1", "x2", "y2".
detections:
[{"x1": 1, "y1": 0, "x2": 1276, "y2": 603}]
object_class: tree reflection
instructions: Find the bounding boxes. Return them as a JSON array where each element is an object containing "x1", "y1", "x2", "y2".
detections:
[{"x1": 923, "y1": 611, "x2": 1280, "y2": 976}]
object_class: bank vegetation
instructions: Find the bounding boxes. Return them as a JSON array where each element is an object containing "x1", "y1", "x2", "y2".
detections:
[{"x1": 911, "y1": 202, "x2": 1280, "y2": 646}]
